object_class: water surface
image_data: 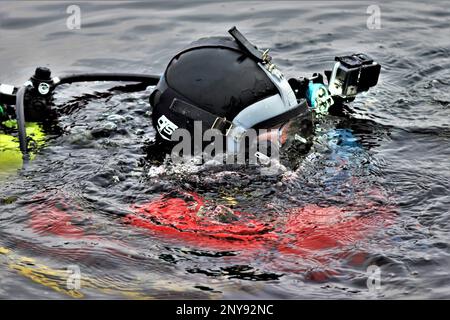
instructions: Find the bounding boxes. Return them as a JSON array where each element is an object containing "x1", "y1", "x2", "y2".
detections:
[{"x1": 0, "y1": 1, "x2": 449, "y2": 299}]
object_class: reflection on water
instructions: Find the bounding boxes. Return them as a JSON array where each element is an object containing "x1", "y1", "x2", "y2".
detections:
[{"x1": 0, "y1": 1, "x2": 449, "y2": 299}]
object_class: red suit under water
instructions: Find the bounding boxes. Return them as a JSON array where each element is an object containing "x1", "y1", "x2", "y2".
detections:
[
  {"x1": 29, "y1": 189, "x2": 394, "y2": 279},
  {"x1": 124, "y1": 191, "x2": 393, "y2": 253}
]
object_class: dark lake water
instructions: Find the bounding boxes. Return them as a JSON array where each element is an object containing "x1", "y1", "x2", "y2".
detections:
[{"x1": 0, "y1": 1, "x2": 449, "y2": 299}]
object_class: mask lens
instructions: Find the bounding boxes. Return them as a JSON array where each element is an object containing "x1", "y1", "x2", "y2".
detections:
[{"x1": 256, "y1": 121, "x2": 291, "y2": 147}]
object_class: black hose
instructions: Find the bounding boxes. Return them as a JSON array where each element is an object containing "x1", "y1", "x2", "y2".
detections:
[
  {"x1": 15, "y1": 86, "x2": 28, "y2": 154},
  {"x1": 56, "y1": 73, "x2": 160, "y2": 86},
  {"x1": 1, "y1": 73, "x2": 161, "y2": 106},
  {"x1": 5, "y1": 72, "x2": 160, "y2": 156}
]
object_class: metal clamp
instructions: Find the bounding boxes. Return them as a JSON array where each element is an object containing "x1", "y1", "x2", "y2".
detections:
[{"x1": 211, "y1": 117, "x2": 234, "y2": 135}]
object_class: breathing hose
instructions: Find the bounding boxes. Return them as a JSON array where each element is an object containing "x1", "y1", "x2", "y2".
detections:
[
  {"x1": 15, "y1": 86, "x2": 29, "y2": 154},
  {"x1": 1, "y1": 72, "x2": 161, "y2": 155},
  {"x1": 56, "y1": 73, "x2": 160, "y2": 86}
]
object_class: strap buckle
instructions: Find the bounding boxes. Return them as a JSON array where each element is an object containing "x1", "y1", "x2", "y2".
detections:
[{"x1": 211, "y1": 117, "x2": 234, "y2": 136}]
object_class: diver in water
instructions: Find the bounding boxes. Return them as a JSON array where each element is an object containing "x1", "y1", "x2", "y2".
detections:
[
  {"x1": 1, "y1": 27, "x2": 390, "y2": 272},
  {"x1": 145, "y1": 27, "x2": 380, "y2": 170},
  {"x1": 0, "y1": 27, "x2": 380, "y2": 172}
]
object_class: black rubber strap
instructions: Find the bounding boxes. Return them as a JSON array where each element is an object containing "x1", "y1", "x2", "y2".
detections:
[
  {"x1": 170, "y1": 97, "x2": 309, "y2": 134},
  {"x1": 228, "y1": 26, "x2": 264, "y2": 63},
  {"x1": 169, "y1": 98, "x2": 232, "y2": 133}
]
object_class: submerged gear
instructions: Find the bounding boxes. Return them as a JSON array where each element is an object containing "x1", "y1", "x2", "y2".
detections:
[
  {"x1": 0, "y1": 121, "x2": 46, "y2": 178},
  {"x1": 125, "y1": 190, "x2": 393, "y2": 255}
]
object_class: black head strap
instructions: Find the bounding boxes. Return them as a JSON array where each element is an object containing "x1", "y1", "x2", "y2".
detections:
[
  {"x1": 228, "y1": 27, "x2": 266, "y2": 63},
  {"x1": 169, "y1": 98, "x2": 233, "y2": 134}
]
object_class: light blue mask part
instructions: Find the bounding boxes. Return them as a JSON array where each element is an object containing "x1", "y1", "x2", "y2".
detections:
[{"x1": 306, "y1": 82, "x2": 334, "y2": 114}]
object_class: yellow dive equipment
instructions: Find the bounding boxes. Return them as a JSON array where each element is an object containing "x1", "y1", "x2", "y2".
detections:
[{"x1": 0, "y1": 118, "x2": 46, "y2": 178}]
